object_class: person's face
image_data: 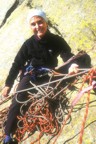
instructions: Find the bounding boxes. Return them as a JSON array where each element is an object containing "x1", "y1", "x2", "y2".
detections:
[{"x1": 29, "y1": 16, "x2": 48, "y2": 39}]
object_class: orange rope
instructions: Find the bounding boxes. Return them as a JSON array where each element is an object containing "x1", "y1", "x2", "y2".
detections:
[
  {"x1": 78, "y1": 68, "x2": 95, "y2": 144},
  {"x1": 1, "y1": 67, "x2": 96, "y2": 143},
  {"x1": 15, "y1": 99, "x2": 60, "y2": 143},
  {"x1": 53, "y1": 107, "x2": 73, "y2": 144},
  {"x1": 78, "y1": 91, "x2": 90, "y2": 144}
]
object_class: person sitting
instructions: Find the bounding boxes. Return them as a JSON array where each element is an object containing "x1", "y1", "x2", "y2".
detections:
[{"x1": 1, "y1": 9, "x2": 91, "y2": 144}]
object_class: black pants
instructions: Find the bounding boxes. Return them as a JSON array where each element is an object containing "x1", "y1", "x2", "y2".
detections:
[{"x1": 5, "y1": 74, "x2": 49, "y2": 135}]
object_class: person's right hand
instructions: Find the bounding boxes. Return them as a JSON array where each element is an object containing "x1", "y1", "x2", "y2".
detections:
[
  {"x1": 1, "y1": 86, "x2": 10, "y2": 97},
  {"x1": 68, "y1": 63, "x2": 79, "y2": 75}
]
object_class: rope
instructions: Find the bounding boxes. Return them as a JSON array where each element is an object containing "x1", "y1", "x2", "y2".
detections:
[{"x1": 0, "y1": 67, "x2": 96, "y2": 143}]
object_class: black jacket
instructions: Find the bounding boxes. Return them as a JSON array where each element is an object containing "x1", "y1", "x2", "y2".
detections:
[{"x1": 5, "y1": 31, "x2": 79, "y2": 87}]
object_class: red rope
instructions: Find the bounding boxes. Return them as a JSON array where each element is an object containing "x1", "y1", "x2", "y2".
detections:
[
  {"x1": 78, "y1": 68, "x2": 95, "y2": 144},
  {"x1": 15, "y1": 100, "x2": 60, "y2": 143},
  {"x1": 1, "y1": 67, "x2": 96, "y2": 143}
]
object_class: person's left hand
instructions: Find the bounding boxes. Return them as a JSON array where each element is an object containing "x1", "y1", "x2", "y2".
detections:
[
  {"x1": 68, "y1": 63, "x2": 79, "y2": 75},
  {"x1": 1, "y1": 86, "x2": 10, "y2": 97}
]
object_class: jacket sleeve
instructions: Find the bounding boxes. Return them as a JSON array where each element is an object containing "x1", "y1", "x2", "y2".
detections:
[
  {"x1": 5, "y1": 42, "x2": 29, "y2": 88},
  {"x1": 58, "y1": 37, "x2": 74, "y2": 62},
  {"x1": 58, "y1": 37, "x2": 91, "y2": 72},
  {"x1": 56, "y1": 36, "x2": 74, "y2": 73}
]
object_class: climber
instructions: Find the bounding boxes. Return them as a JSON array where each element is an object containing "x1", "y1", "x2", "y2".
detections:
[{"x1": 1, "y1": 9, "x2": 91, "y2": 144}]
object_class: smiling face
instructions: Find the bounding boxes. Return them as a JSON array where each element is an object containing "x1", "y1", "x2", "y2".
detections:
[{"x1": 29, "y1": 16, "x2": 48, "y2": 39}]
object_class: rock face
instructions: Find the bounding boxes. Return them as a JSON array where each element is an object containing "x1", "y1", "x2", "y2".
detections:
[
  {"x1": 0, "y1": 0, "x2": 96, "y2": 144},
  {"x1": 0, "y1": 0, "x2": 96, "y2": 86}
]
